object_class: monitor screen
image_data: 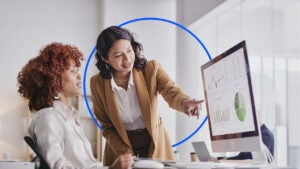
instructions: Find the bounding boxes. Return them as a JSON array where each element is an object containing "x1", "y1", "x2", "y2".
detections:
[{"x1": 201, "y1": 41, "x2": 261, "y2": 152}]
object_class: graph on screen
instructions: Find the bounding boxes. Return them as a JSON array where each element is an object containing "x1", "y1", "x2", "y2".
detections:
[
  {"x1": 203, "y1": 47, "x2": 255, "y2": 136},
  {"x1": 201, "y1": 41, "x2": 260, "y2": 153}
]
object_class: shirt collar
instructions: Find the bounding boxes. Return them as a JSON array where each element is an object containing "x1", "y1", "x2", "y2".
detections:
[
  {"x1": 111, "y1": 72, "x2": 134, "y2": 91},
  {"x1": 53, "y1": 100, "x2": 81, "y2": 125}
]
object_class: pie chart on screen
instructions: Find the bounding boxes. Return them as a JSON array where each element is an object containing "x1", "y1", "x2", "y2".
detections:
[{"x1": 234, "y1": 92, "x2": 246, "y2": 122}]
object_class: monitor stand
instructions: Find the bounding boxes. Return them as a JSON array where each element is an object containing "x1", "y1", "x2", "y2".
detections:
[
  {"x1": 252, "y1": 150, "x2": 267, "y2": 164},
  {"x1": 248, "y1": 142, "x2": 275, "y2": 169}
]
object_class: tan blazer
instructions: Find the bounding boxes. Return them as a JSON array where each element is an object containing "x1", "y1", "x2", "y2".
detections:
[{"x1": 90, "y1": 60, "x2": 189, "y2": 166}]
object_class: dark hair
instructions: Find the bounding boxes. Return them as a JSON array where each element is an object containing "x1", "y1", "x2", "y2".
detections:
[
  {"x1": 95, "y1": 26, "x2": 147, "y2": 79},
  {"x1": 17, "y1": 42, "x2": 84, "y2": 111}
]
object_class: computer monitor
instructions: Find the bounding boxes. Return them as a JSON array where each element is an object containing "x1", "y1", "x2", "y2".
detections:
[{"x1": 201, "y1": 41, "x2": 261, "y2": 153}]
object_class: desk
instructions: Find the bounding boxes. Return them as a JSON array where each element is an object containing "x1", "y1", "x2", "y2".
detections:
[
  {"x1": 165, "y1": 161, "x2": 298, "y2": 169},
  {"x1": 101, "y1": 166, "x2": 297, "y2": 169},
  {"x1": 0, "y1": 161, "x2": 34, "y2": 169},
  {"x1": 9, "y1": 163, "x2": 292, "y2": 169}
]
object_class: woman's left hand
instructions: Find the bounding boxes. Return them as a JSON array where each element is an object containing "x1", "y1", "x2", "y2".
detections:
[
  {"x1": 110, "y1": 154, "x2": 134, "y2": 169},
  {"x1": 181, "y1": 99, "x2": 204, "y2": 119}
]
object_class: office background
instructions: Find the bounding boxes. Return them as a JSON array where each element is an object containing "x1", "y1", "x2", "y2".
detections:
[{"x1": 0, "y1": 0, "x2": 299, "y2": 168}]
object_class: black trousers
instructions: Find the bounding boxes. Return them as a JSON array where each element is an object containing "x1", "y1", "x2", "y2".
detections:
[{"x1": 126, "y1": 128, "x2": 151, "y2": 157}]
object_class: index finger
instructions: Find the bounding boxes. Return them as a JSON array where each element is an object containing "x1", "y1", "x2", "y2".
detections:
[{"x1": 191, "y1": 99, "x2": 205, "y2": 104}]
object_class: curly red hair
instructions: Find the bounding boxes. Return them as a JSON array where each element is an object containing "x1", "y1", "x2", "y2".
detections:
[{"x1": 17, "y1": 42, "x2": 84, "y2": 111}]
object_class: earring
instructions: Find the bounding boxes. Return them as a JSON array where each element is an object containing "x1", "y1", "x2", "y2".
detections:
[
  {"x1": 53, "y1": 92, "x2": 60, "y2": 100},
  {"x1": 105, "y1": 64, "x2": 110, "y2": 70}
]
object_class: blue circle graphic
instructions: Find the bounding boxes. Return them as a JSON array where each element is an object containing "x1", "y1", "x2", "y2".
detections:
[{"x1": 83, "y1": 17, "x2": 212, "y2": 148}]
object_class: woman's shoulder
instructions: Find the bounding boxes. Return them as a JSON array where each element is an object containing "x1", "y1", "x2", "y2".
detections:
[
  {"x1": 91, "y1": 73, "x2": 100, "y2": 82},
  {"x1": 145, "y1": 59, "x2": 158, "y2": 66},
  {"x1": 144, "y1": 60, "x2": 160, "y2": 70},
  {"x1": 29, "y1": 106, "x2": 66, "y2": 139},
  {"x1": 91, "y1": 73, "x2": 106, "y2": 84},
  {"x1": 90, "y1": 74, "x2": 106, "y2": 92},
  {"x1": 29, "y1": 106, "x2": 62, "y2": 131},
  {"x1": 32, "y1": 106, "x2": 63, "y2": 122}
]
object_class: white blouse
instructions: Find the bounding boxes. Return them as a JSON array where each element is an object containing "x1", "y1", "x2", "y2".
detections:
[
  {"x1": 29, "y1": 100, "x2": 103, "y2": 169},
  {"x1": 111, "y1": 73, "x2": 145, "y2": 130}
]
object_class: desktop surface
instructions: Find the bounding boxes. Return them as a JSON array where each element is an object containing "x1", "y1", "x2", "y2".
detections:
[
  {"x1": 167, "y1": 161, "x2": 298, "y2": 169},
  {"x1": 98, "y1": 163, "x2": 298, "y2": 169},
  {"x1": 0, "y1": 161, "x2": 34, "y2": 169},
  {"x1": 1, "y1": 161, "x2": 296, "y2": 169},
  {"x1": 133, "y1": 159, "x2": 164, "y2": 168}
]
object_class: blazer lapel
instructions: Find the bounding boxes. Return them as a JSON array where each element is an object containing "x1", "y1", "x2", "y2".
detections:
[
  {"x1": 133, "y1": 69, "x2": 153, "y2": 134},
  {"x1": 104, "y1": 79, "x2": 131, "y2": 147}
]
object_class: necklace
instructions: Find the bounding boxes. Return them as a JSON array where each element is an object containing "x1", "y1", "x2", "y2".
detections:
[{"x1": 114, "y1": 78, "x2": 129, "y2": 83}]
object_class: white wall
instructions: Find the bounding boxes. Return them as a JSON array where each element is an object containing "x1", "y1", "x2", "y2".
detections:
[
  {"x1": 176, "y1": 28, "x2": 212, "y2": 161},
  {"x1": 0, "y1": 0, "x2": 101, "y2": 160},
  {"x1": 175, "y1": 0, "x2": 225, "y2": 161},
  {"x1": 177, "y1": 0, "x2": 225, "y2": 26}
]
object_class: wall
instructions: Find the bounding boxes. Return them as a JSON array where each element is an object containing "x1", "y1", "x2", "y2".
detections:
[
  {"x1": 177, "y1": 0, "x2": 225, "y2": 26},
  {"x1": 0, "y1": 0, "x2": 101, "y2": 160},
  {"x1": 175, "y1": 0, "x2": 226, "y2": 161}
]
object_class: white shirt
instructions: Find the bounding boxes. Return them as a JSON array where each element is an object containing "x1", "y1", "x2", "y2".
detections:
[
  {"x1": 111, "y1": 73, "x2": 145, "y2": 130},
  {"x1": 29, "y1": 100, "x2": 103, "y2": 169}
]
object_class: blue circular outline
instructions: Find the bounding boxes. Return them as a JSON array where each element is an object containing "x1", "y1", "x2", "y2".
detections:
[{"x1": 83, "y1": 17, "x2": 212, "y2": 148}]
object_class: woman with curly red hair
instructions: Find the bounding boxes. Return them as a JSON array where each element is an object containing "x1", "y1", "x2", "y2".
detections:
[{"x1": 18, "y1": 42, "x2": 133, "y2": 169}]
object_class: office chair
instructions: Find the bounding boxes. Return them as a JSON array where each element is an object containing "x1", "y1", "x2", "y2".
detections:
[{"x1": 24, "y1": 136, "x2": 50, "y2": 169}]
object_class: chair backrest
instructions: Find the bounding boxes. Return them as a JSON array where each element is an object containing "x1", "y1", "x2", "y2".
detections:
[{"x1": 24, "y1": 136, "x2": 50, "y2": 169}]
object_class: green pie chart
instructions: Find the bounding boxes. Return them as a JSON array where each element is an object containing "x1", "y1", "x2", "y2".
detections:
[{"x1": 234, "y1": 92, "x2": 246, "y2": 122}]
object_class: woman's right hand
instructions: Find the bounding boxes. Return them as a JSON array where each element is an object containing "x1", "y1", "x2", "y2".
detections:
[
  {"x1": 181, "y1": 99, "x2": 204, "y2": 119},
  {"x1": 110, "y1": 154, "x2": 133, "y2": 169}
]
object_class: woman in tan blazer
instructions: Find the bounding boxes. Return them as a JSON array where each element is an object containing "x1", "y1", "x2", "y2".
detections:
[{"x1": 90, "y1": 26, "x2": 203, "y2": 166}]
